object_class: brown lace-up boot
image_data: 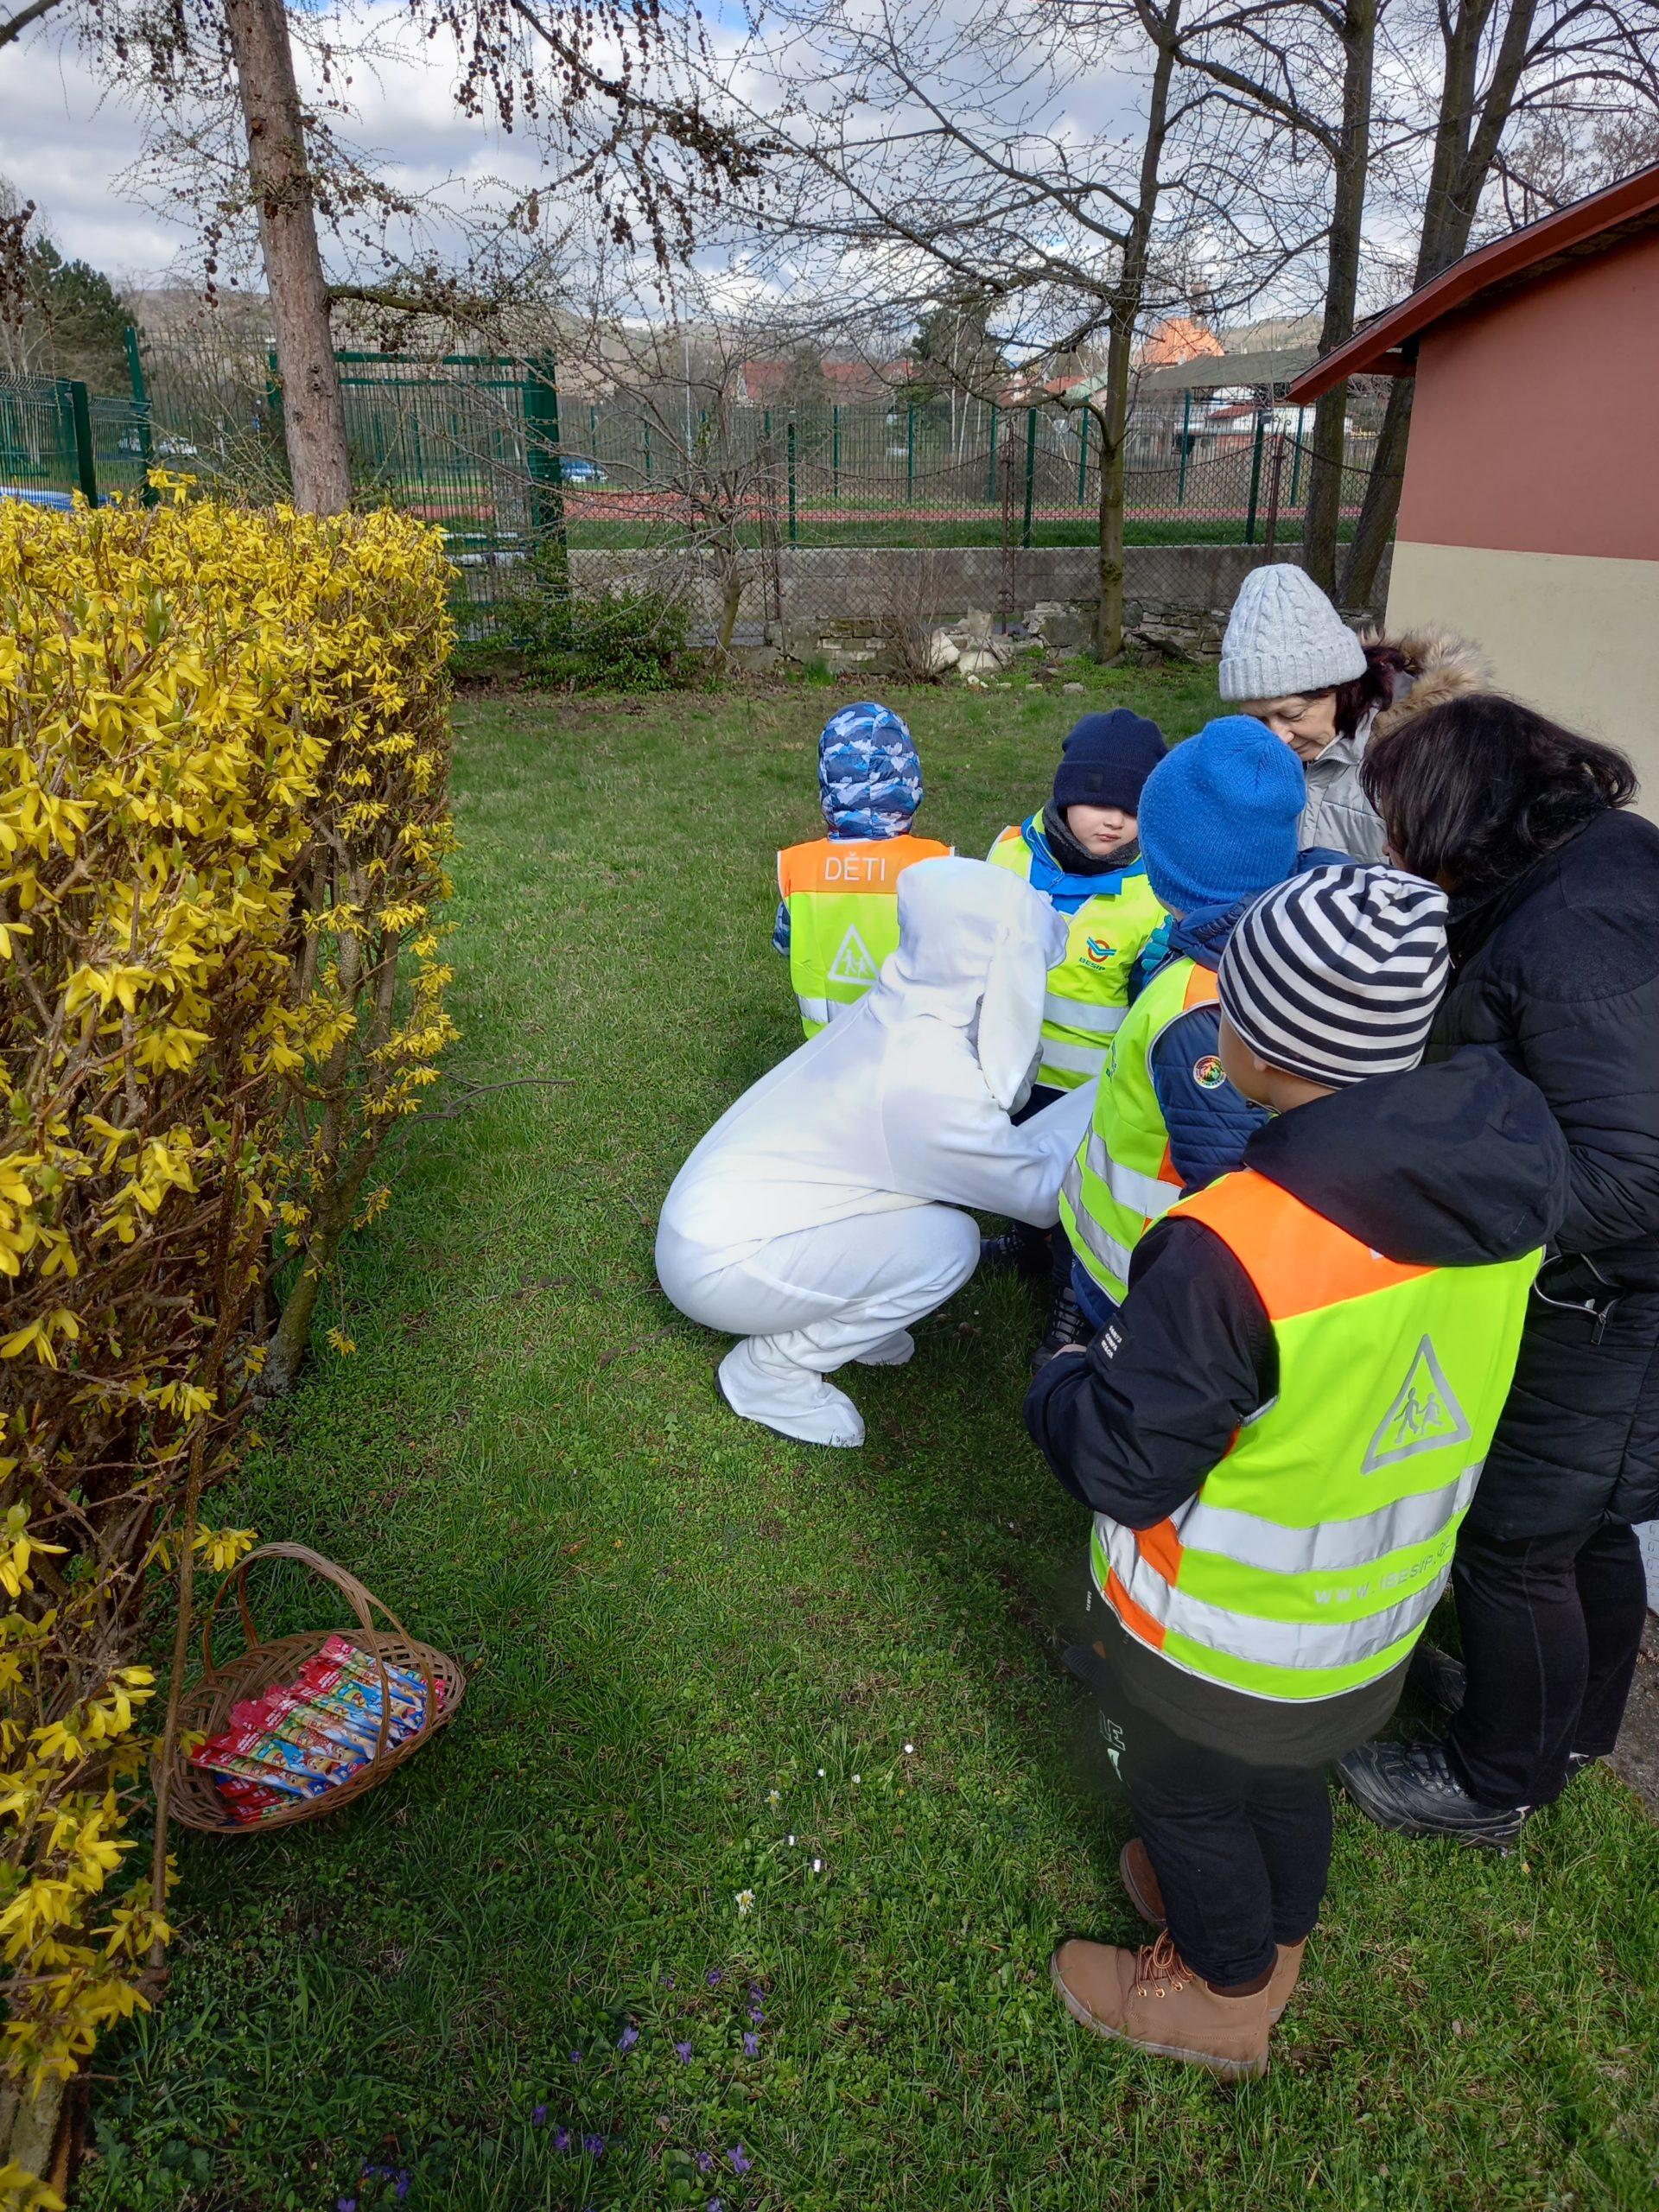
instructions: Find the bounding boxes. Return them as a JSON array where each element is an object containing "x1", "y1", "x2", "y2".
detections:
[
  {"x1": 1050, "y1": 1930, "x2": 1272, "y2": 2078},
  {"x1": 1116, "y1": 1840, "x2": 1306, "y2": 2022}
]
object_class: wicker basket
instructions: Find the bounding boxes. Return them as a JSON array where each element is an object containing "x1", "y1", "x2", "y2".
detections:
[{"x1": 159, "y1": 1541, "x2": 465, "y2": 1835}]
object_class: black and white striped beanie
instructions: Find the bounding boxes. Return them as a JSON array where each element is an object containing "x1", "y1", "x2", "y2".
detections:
[{"x1": 1218, "y1": 865, "x2": 1450, "y2": 1088}]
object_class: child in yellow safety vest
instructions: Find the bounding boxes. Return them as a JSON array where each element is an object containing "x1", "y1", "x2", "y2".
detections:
[
  {"x1": 1046, "y1": 715, "x2": 1313, "y2": 1367},
  {"x1": 981, "y1": 710, "x2": 1168, "y2": 1344},
  {"x1": 1027, "y1": 866, "x2": 1567, "y2": 2081},
  {"x1": 774, "y1": 702, "x2": 950, "y2": 1037}
]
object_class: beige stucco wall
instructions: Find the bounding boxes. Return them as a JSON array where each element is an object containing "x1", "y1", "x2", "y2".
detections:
[{"x1": 1388, "y1": 540, "x2": 1659, "y2": 816}]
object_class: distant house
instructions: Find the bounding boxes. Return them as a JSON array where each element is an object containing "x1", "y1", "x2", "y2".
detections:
[
  {"x1": 1288, "y1": 161, "x2": 1659, "y2": 796},
  {"x1": 1138, "y1": 315, "x2": 1225, "y2": 368}
]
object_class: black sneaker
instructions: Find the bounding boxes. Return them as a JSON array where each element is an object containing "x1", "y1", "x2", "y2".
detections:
[
  {"x1": 1033, "y1": 1286, "x2": 1091, "y2": 1370},
  {"x1": 980, "y1": 1225, "x2": 1052, "y2": 1281},
  {"x1": 1406, "y1": 1641, "x2": 1466, "y2": 1716},
  {"x1": 1337, "y1": 1739, "x2": 1529, "y2": 1852}
]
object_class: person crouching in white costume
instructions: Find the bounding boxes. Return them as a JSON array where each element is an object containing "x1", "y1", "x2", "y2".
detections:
[{"x1": 656, "y1": 857, "x2": 1098, "y2": 1447}]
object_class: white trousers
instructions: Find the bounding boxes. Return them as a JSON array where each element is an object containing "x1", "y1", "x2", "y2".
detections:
[{"x1": 657, "y1": 1206, "x2": 980, "y2": 1444}]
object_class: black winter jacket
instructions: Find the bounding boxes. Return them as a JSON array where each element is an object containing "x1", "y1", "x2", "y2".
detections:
[
  {"x1": 1026, "y1": 1048, "x2": 1568, "y2": 1764},
  {"x1": 1428, "y1": 806, "x2": 1659, "y2": 1535}
]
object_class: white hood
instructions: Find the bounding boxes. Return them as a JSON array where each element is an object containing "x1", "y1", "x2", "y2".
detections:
[
  {"x1": 869, "y1": 857, "x2": 1069, "y2": 1109},
  {"x1": 658, "y1": 856, "x2": 1093, "y2": 1269}
]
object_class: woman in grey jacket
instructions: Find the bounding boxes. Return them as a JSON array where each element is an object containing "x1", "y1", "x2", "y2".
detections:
[{"x1": 1217, "y1": 563, "x2": 1488, "y2": 861}]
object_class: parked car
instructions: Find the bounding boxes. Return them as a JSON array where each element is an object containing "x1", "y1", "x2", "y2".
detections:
[
  {"x1": 559, "y1": 455, "x2": 607, "y2": 484},
  {"x1": 114, "y1": 429, "x2": 200, "y2": 460}
]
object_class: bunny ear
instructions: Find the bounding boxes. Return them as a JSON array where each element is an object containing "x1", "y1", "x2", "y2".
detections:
[{"x1": 976, "y1": 916, "x2": 1058, "y2": 1109}]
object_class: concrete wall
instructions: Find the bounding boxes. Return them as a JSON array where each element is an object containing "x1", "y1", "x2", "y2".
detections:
[
  {"x1": 563, "y1": 539, "x2": 1338, "y2": 637},
  {"x1": 1388, "y1": 541, "x2": 1659, "y2": 804}
]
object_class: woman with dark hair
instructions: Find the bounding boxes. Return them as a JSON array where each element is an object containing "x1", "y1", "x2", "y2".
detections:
[
  {"x1": 1338, "y1": 694, "x2": 1659, "y2": 1847},
  {"x1": 1217, "y1": 563, "x2": 1491, "y2": 861}
]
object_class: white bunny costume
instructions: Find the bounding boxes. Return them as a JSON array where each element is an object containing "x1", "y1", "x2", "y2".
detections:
[{"x1": 656, "y1": 858, "x2": 1096, "y2": 1446}]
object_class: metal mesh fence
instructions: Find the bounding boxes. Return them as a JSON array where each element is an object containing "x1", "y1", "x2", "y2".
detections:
[{"x1": 1, "y1": 345, "x2": 1402, "y2": 645}]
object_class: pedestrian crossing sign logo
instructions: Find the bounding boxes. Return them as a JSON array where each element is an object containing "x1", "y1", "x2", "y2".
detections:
[
  {"x1": 1362, "y1": 1335, "x2": 1472, "y2": 1473},
  {"x1": 828, "y1": 925, "x2": 880, "y2": 988}
]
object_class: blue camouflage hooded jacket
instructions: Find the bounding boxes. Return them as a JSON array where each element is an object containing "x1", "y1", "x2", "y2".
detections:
[{"x1": 772, "y1": 702, "x2": 925, "y2": 953}]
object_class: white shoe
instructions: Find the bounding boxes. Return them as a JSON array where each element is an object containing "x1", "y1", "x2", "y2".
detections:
[
  {"x1": 856, "y1": 1330, "x2": 915, "y2": 1367},
  {"x1": 716, "y1": 1340, "x2": 867, "y2": 1448}
]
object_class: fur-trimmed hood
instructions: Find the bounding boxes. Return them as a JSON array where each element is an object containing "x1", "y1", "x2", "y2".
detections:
[{"x1": 1361, "y1": 625, "x2": 1493, "y2": 741}]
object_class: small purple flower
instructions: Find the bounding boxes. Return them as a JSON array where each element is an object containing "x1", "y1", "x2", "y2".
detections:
[
  {"x1": 748, "y1": 2001, "x2": 765, "y2": 2024},
  {"x1": 709, "y1": 2202, "x2": 723, "y2": 2212},
  {"x1": 531, "y1": 2105, "x2": 547, "y2": 2126},
  {"x1": 662, "y1": 1973, "x2": 674, "y2": 1987},
  {"x1": 582, "y1": 2133, "x2": 606, "y2": 2158},
  {"x1": 618, "y1": 2024, "x2": 639, "y2": 2052},
  {"x1": 569, "y1": 2049, "x2": 582, "y2": 2066},
  {"x1": 728, "y1": 2145, "x2": 752, "y2": 2175},
  {"x1": 696, "y1": 2152, "x2": 714, "y2": 2176},
  {"x1": 337, "y1": 2200, "x2": 357, "y2": 2211},
  {"x1": 706, "y1": 1967, "x2": 723, "y2": 1986},
  {"x1": 742, "y1": 2032, "x2": 760, "y2": 2057},
  {"x1": 554, "y1": 2128, "x2": 572, "y2": 2153},
  {"x1": 675, "y1": 2039, "x2": 693, "y2": 2063},
  {"x1": 393, "y1": 2178, "x2": 410, "y2": 2204}
]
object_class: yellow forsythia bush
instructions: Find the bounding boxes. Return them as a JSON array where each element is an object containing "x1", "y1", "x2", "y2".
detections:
[{"x1": 0, "y1": 484, "x2": 454, "y2": 2172}]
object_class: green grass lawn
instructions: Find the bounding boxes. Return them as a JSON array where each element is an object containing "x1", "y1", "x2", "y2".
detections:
[{"x1": 89, "y1": 669, "x2": 1659, "y2": 2212}]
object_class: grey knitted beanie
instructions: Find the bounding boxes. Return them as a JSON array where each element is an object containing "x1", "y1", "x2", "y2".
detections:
[{"x1": 1217, "y1": 563, "x2": 1369, "y2": 702}]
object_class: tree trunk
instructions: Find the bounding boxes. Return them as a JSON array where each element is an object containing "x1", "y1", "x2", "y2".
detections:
[
  {"x1": 1094, "y1": 394, "x2": 1126, "y2": 659},
  {"x1": 223, "y1": 0, "x2": 351, "y2": 515},
  {"x1": 1338, "y1": 372, "x2": 1413, "y2": 610},
  {"x1": 1339, "y1": 0, "x2": 1538, "y2": 607},
  {"x1": 1301, "y1": 0, "x2": 1376, "y2": 596}
]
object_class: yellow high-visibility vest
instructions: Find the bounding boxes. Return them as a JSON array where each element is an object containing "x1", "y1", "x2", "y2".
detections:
[
  {"x1": 1090, "y1": 1167, "x2": 1541, "y2": 1702},
  {"x1": 778, "y1": 834, "x2": 950, "y2": 1037}
]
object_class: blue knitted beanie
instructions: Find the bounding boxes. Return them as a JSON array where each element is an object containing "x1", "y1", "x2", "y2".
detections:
[{"x1": 1137, "y1": 715, "x2": 1306, "y2": 914}]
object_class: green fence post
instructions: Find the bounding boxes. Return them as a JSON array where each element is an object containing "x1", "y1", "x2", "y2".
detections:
[
  {"x1": 986, "y1": 403, "x2": 998, "y2": 502},
  {"x1": 1177, "y1": 389, "x2": 1192, "y2": 506},
  {"x1": 832, "y1": 404, "x2": 840, "y2": 502},
  {"x1": 1021, "y1": 406, "x2": 1038, "y2": 549},
  {"x1": 1244, "y1": 406, "x2": 1266, "y2": 543},
  {"x1": 906, "y1": 404, "x2": 915, "y2": 504},
  {"x1": 588, "y1": 402, "x2": 597, "y2": 460},
  {"x1": 67, "y1": 379, "x2": 98, "y2": 506},
  {"x1": 1290, "y1": 405, "x2": 1306, "y2": 505},
  {"x1": 787, "y1": 416, "x2": 798, "y2": 544},
  {"x1": 643, "y1": 414, "x2": 652, "y2": 483},
  {"x1": 1076, "y1": 409, "x2": 1089, "y2": 508},
  {"x1": 524, "y1": 352, "x2": 569, "y2": 596},
  {"x1": 124, "y1": 326, "x2": 157, "y2": 505}
]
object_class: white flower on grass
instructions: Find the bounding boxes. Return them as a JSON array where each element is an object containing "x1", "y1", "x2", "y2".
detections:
[
  {"x1": 766, "y1": 1790, "x2": 781, "y2": 1808},
  {"x1": 904, "y1": 1742, "x2": 915, "y2": 1756},
  {"x1": 817, "y1": 1767, "x2": 825, "y2": 1777},
  {"x1": 812, "y1": 1858, "x2": 823, "y2": 1873},
  {"x1": 852, "y1": 1774, "x2": 861, "y2": 1785},
  {"x1": 787, "y1": 1834, "x2": 796, "y2": 1847},
  {"x1": 735, "y1": 1890, "x2": 755, "y2": 1917}
]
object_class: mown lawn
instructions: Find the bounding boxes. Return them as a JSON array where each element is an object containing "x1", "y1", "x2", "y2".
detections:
[{"x1": 88, "y1": 669, "x2": 1659, "y2": 2212}]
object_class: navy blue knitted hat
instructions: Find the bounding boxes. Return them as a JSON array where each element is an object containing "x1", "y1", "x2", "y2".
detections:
[
  {"x1": 1051, "y1": 709, "x2": 1166, "y2": 817},
  {"x1": 1137, "y1": 715, "x2": 1306, "y2": 914}
]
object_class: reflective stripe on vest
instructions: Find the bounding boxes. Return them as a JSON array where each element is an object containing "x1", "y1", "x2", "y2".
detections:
[
  {"x1": 1058, "y1": 956, "x2": 1217, "y2": 1301},
  {"x1": 778, "y1": 834, "x2": 950, "y2": 1038},
  {"x1": 1089, "y1": 1169, "x2": 1541, "y2": 1703},
  {"x1": 988, "y1": 819, "x2": 1165, "y2": 1090}
]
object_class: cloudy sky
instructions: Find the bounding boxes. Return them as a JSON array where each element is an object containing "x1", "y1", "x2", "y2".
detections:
[{"x1": 0, "y1": 10, "x2": 550, "y2": 283}]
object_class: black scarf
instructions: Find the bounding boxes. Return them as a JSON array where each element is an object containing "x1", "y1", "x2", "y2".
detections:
[{"x1": 1042, "y1": 804, "x2": 1140, "y2": 880}]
